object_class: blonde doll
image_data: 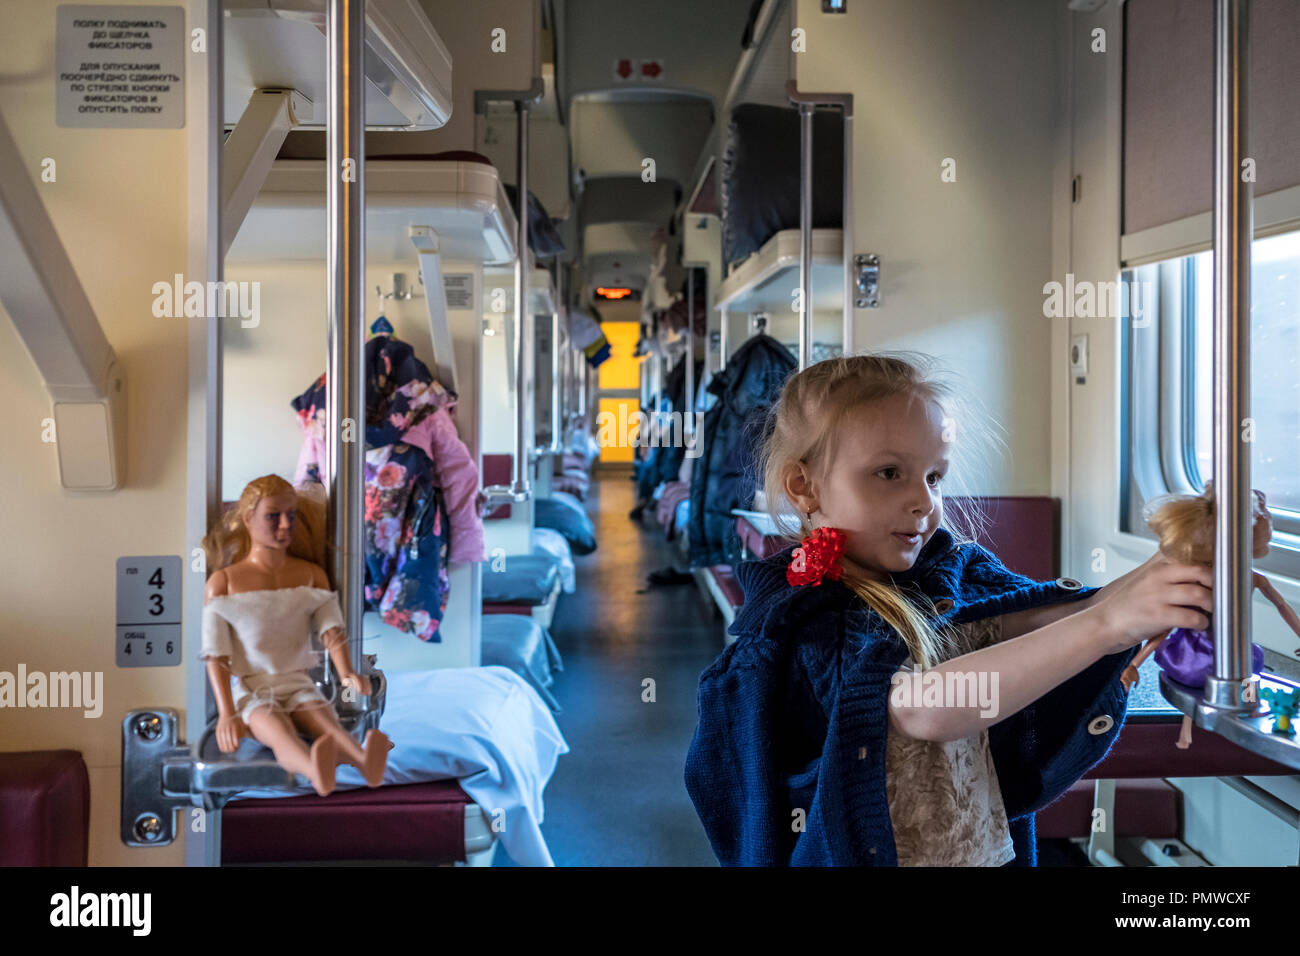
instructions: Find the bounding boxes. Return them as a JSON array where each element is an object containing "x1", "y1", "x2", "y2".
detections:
[
  {"x1": 201, "y1": 475, "x2": 389, "y2": 796},
  {"x1": 1121, "y1": 482, "x2": 1300, "y2": 748}
]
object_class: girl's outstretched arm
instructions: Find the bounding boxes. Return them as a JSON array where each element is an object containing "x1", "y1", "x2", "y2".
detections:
[
  {"x1": 891, "y1": 553, "x2": 1213, "y2": 742},
  {"x1": 888, "y1": 604, "x2": 1118, "y2": 742}
]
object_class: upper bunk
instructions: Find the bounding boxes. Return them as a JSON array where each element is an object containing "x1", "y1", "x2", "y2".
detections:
[
  {"x1": 227, "y1": 156, "x2": 518, "y2": 265},
  {"x1": 224, "y1": 0, "x2": 453, "y2": 131},
  {"x1": 671, "y1": 0, "x2": 853, "y2": 361}
]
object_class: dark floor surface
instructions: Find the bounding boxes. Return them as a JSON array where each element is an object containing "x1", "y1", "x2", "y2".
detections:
[{"x1": 494, "y1": 470, "x2": 724, "y2": 866}]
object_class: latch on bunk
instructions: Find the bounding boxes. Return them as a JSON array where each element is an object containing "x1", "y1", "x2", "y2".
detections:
[
  {"x1": 855, "y1": 254, "x2": 880, "y2": 308},
  {"x1": 122, "y1": 659, "x2": 387, "y2": 847}
]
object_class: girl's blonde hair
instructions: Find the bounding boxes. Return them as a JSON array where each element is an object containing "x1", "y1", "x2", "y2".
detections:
[
  {"x1": 202, "y1": 475, "x2": 331, "y2": 578},
  {"x1": 760, "y1": 351, "x2": 1005, "y2": 668}
]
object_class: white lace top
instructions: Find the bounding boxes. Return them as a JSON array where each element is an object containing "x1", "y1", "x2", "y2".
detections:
[
  {"x1": 200, "y1": 586, "x2": 343, "y2": 677},
  {"x1": 884, "y1": 616, "x2": 1016, "y2": 867}
]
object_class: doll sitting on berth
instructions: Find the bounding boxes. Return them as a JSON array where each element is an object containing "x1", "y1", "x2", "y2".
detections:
[
  {"x1": 1121, "y1": 482, "x2": 1300, "y2": 748},
  {"x1": 201, "y1": 475, "x2": 390, "y2": 796}
]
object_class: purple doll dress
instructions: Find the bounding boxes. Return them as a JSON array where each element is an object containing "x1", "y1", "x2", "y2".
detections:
[{"x1": 1155, "y1": 627, "x2": 1264, "y2": 687}]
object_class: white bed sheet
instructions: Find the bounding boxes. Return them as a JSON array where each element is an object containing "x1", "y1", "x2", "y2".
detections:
[
  {"x1": 231, "y1": 666, "x2": 569, "y2": 867},
  {"x1": 532, "y1": 526, "x2": 575, "y2": 593}
]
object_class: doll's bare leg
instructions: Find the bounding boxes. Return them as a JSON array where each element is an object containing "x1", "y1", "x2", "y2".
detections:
[
  {"x1": 290, "y1": 703, "x2": 390, "y2": 786},
  {"x1": 1122, "y1": 636, "x2": 1166, "y2": 692},
  {"x1": 1176, "y1": 714, "x2": 1193, "y2": 750},
  {"x1": 246, "y1": 706, "x2": 336, "y2": 796}
]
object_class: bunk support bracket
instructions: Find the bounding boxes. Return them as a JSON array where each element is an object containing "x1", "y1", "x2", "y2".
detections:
[
  {"x1": 121, "y1": 709, "x2": 290, "y2": 849},
  {"x1": 221, "y1": 88, "x2": 311, "y2": 257},
  {"x1": 409, "y1": 226, "x2": 459, "y2": 394},
  {"x1": 0, "y1": 112, "x2": 126, "y2": 490}
]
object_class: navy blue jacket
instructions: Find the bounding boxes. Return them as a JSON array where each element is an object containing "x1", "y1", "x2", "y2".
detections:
[
  {"x1": 687, "y1": 334, "x2": 796, "y2": 568},
  {"x1": 683, "y1": 527, "x2": 1137, "y2": 866}
]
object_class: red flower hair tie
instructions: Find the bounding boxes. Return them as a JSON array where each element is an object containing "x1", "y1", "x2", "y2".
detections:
[{"x1": 787, "y1": 527, "x2": 847, "y2": 587}]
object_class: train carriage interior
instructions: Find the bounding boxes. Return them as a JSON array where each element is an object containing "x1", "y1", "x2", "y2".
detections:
[{"x1": 4, "y1": 0, "x2": 1300, "y2": 886}]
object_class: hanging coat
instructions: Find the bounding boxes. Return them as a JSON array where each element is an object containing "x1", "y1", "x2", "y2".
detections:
[
  {"x1": 291, "y1": 333, "x2": 486, "y2": 642},
  {"x1": 637, "y1": 357, "x2": 704, "y2": 502},
  {"x1": 687, "y1": 334, "x2": 796, "y2": 568}
]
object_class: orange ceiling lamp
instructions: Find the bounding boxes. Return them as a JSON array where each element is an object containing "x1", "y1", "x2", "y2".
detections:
[{"x1": 595, "y1": 287, "x2": 633, "y2": 300}]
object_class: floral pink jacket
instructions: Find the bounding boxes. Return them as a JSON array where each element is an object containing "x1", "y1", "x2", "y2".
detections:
[{"x1": 293, "y1": 405, "x2": 486, "y2": 565}]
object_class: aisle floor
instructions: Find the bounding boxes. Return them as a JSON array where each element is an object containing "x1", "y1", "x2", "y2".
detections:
[{"x1": 494, "y1": 470, "x2": 724, "y2": 866}]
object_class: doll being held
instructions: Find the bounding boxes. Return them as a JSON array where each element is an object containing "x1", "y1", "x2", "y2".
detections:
[
  {"x1": 1121, "y1": 482, "x2": 1300, "y2": 748},
  {"x1": 200, "y1": 475, "x2": 390, "y2": 796}
]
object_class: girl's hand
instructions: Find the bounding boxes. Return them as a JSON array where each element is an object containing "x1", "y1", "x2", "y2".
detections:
[
  {"x1": 342, "y1": 672, "x2": 372, "y2": 697},
  {"x1": 216, "y1": 714, "x2": 246, "y2": 753},
  {"x1": 1088, "y1": 552, "x2": 1213, "y2": 655}
]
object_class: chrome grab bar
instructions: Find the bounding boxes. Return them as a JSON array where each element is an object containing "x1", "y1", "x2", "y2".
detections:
[{"x1": 325, "y1": 0, "x2": 368, "y2": 713}]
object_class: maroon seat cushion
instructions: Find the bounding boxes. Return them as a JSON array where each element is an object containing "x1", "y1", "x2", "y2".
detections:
[
  {"x1": 954, "y1": 496, "x2": 1058, "y2": 580},
  {"x1": 710, "y1": 565, "x2": 744, "y2": 609},
  {"x1": 482, "y1": 454, "x2": 514, "y2": 519},
  {"x1": 1036, "y1": 778, "x2": 1179, "y2": 839},
  {"x1": 222, "y1": 779, "x2": 472, "y2": 864},
  {"x1": 0, "y1": 750, "x2": 90, "y2": 866},
  {"x1": 735, "y1": 516, "x2": 785, "y2": 559},
  {"x1": 1034, "y1": 721, "x2": 1296, "y2": 839},
  {"x1": 483, "y1": 603, "x2": 534, "y2": 616},
  {"x1": 1084, "y1": 720, "x2": 1297, "y2": 779}
]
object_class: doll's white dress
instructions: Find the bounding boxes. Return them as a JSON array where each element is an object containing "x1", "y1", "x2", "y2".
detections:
[
  {"x1": 201, "y1": 586, "x2": 344, "y2": 724},
  {"x1": 884, "y1": 615, "x2": 1017, "y2": 866}
]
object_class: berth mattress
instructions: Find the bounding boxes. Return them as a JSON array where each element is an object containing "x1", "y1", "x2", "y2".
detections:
[
  {"x1": 482, "y1": 553, "x2": 562, "y2": 605},
  {"x1": 481, "y1": 614, "x2": 564, "y2": 714},
  {"x1": 228, "y1": 666, "x2": 569, "y2": 867}
]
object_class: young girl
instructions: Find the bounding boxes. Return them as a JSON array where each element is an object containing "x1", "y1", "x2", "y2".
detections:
[{"x1": 684, "y1": 352, "x2": 1213, "y2": 866}]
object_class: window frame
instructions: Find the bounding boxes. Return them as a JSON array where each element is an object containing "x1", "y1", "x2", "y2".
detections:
[{"x1": 1122, "y1": 243, "x2": 1300, "y2": 581}]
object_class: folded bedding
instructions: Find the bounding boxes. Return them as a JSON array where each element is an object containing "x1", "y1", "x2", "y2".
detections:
[
  {"x1": 532, "y1": 527, "x2": 575, "y2": 594},
  {"x1": 481, "y1": 613, "x2": 564, "y2": 714},
  {"x1": 722, "y1": 102, "x2": 844, "y2": 266},
  {"x1": 535, "y1": 494, "x2": 597, "y2": 555},
  {"x1": 482, "y1": 553, "x2": 561, "y2": 605}
]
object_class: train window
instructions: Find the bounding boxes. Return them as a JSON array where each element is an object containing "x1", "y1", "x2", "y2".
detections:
[{"x1": 1122, "y1": 229, "x2": 1300, "y2": 578}]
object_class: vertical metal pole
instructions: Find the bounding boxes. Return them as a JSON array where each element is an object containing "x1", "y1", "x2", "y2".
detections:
[
  {"x1": 841, "y1": 107, "x2": 854, "y2": 356},
  {"x1": 512, "y1": 101, "x2": 531, "y2": 495},
  {"x1": 325, "y1": 0, "x2": 365, "y2": 683},
  {"x1": 1205, "y1": 0, "x2": 1254, "y2": 711},
  {"x1": 574, "y1": 345, "x2": 585, "y2": 416},
  {"x1": 798, "y1": 102, "x2": 814, "y2": 371},
  {"x1": 551, "y1": 267, "x2": 562, "y2": 451},
  {"x1": 719, "y1": 305, "x2": 729, "y2": 371},
  {"x1": 685, "y1": 269, "x2": 695, "y2": 441}
]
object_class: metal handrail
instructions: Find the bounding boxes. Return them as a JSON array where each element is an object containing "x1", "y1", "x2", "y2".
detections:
[
  {"x1": 685, "y1": 268, "x2": 696, "y2": 439},
  {"x1": 513, "y1": 99, "x2": 532, "y2": 497},
  {"x1": 1206, "y1": 0, "x2": 1255, "y2": 711},
  {"x1": 786, "y1": 81, "x2": 854, "y2": 366},
  {"x1": 325, "y1": 0, "x2": 366, "y2": 697}
]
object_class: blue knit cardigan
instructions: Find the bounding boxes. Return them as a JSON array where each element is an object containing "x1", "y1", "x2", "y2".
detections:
[{"x1": 683, "y1": 527, "x2": 1138, "y2": 866}]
